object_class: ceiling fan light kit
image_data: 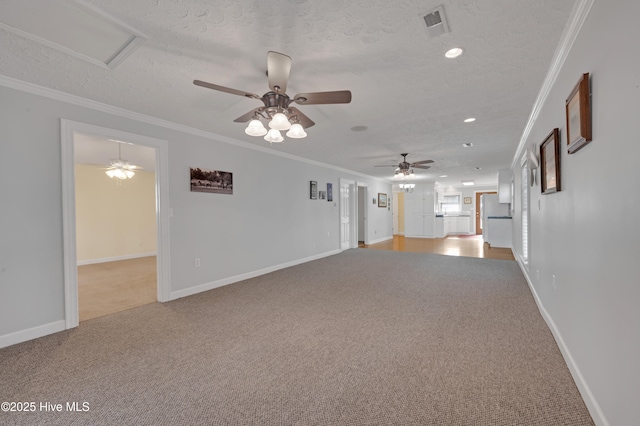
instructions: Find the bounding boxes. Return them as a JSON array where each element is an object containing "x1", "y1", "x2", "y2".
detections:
[
  {"x1": 194, "y1": 51, "x2": 351, "y2": 144},
  {"x1": 286, "y1": 123, "x2": 307, "y2": 139},
  {"x1": 245, "y1": 119, "x2": 268, "y2": 136},
  {"x1": 264, "y1": 129, "x2": 284, "y2": 143},
  {"x1": 105, "y1": 143, "x2": 139, "y2": 180}
]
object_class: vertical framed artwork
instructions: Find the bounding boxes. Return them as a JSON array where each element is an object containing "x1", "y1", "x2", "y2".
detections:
[
  {"x1": 566, "y1": 73, "x2": 592, "y2": 154},
  {"x1": 378, "y1": 193, "x2": 387, "y2": 208},
  {"x1": 310, "y1": 181, "x2": 317, "y2": 199},
  {"x1": 327, "y1": 183, "x2": 333, "y2": 202},
  {"x1": 540, "y1": 128, "x2": 561, "y2": 194}
]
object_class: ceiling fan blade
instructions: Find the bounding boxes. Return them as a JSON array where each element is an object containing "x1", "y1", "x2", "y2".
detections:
[
  {"x1": 374, "y1": 165, "x2": 399, "y2": 167},
  {"x1": 292, "y1": 90, "x2": 352, "y2": 105},
  {"x1": 411, "y1": 159, "x2": 434, "y2": 165},
  {"x1": 287, "y1": 107, "x2": 315, "y2": 128},
  {"x1": 193, "y1": 80, "x2": 261, "y2": 99},
  {"x1": 267, "y1": 51, "x2": 291, "y2": 94},
  {"x1": 412, "y1": 165, "x2": 431, "y2": 170},
  {"x1": 233, "y1": 107, "x2": 263, "y2": 123}
]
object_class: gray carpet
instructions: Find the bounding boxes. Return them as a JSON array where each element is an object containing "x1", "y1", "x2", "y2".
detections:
[{"x1": 0, "y1": 249, "x2": 593, "y2": 425}]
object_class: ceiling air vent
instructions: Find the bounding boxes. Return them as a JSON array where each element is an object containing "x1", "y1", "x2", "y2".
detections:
[{"x1": 423, "y1": 5, "x2": 450, "y2": 38}]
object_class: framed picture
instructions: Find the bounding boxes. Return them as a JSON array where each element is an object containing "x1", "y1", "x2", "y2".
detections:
[
  {"x1": 327, "y1": 183, "x2": 333, "y2": 202},
  {"x1": 319, "y1": 190, "x2": 326, "y2": 200},
  {"x1": 464, "y1": 197, "x2": 472, "y2": 204},
  {"x1": 566, "y1": 73, "x2": 592, "y2": 154},
  {"x1": 378, "y1": 193, "x2": 387, "y2": 208},
  {"x1": 310, "y1": 181, "x2": 317, "y2": 199},
  {"x1": 540, "y1": 128, "x2": 561, "y2": 194},
  {"x1": 190, "y1": 167, "x2": 233, "y2": 194}
]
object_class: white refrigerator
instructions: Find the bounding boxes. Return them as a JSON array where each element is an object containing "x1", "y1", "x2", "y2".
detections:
[{"x1": 481, "y1": 194, "x2": 509, "y2": 239}]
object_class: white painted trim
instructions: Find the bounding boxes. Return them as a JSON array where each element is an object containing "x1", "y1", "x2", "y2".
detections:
[
  {"x1": 511, "y1": 0, "x2": 596, "y2": 169},
  {"x1": 515, "y1": 254, "x2": 609, "y2": 426},
  {"x1": 0, "y1": 0, "x2": 148, "y2": 71},
  {"x1": 170, "y1": 249, "x2": 341, "y2": 301},
  {"x1": 367, "y1": 236, "x2": 393, "y2": 245},
  {"x1": 0, "y1": 320, "x2": 66, "y2": 349},
  {"x1": 77, "y1": 252, "x2": 157, "y2": 266},
  {"x1": 61, "y1": 120, "x2": 172, "y2": 330},
  {"x1": 0, "y1": 75, "x2": 385, "y2": 183}
]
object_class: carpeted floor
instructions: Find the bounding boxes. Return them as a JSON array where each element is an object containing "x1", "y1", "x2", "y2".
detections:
[{"x1": 0, "y1": 249, "x2": 593, "y2": 425}]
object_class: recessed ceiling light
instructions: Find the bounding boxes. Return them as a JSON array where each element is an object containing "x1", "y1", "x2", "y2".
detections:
[
  {"x1": 464, "y1": 118, "x2": 476, "y2": 123},
  {"x1": 445, "y1": 47, "x2": 464, "y2": 59},
  {"x1": 463, "y1": 143, "x2": 473, "y2": 148},
  {"x1": 439, "y1": 175, "x2": 448, "y2": 178},
  {"x1": 462, "y1": 180, "x2": 475, "y2": 186}
]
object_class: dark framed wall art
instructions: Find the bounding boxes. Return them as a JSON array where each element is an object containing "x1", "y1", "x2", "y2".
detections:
[
  {"x1": 378, "y1": 193, "x2": 387, "y2": 208},
  {"x1": 310, "y1": 181, "x2": 317, "y2": 199},
  {"x1": 540, "y1": 128, "x2": 561, "y2": 194},
  {"x1": 566, "y1": 73, "x2": 592, "y2": 154}
]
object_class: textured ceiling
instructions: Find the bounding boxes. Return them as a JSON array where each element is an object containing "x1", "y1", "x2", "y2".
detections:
[{"x1": 0, "y1": 0, "x2": 577, "y2": 186}]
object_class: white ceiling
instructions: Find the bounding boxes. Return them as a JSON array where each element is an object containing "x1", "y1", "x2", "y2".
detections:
[{"x1": 0, "y1": 0, "x2": 578, "y2": 187}]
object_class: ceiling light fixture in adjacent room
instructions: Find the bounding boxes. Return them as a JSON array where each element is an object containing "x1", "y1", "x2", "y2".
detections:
[
  {"x1": 399, "y1": 183, "x2": 416, "y2": 193},
  {"x1": 464, "y1": 117, "x2": 476, "y2": 123},
  {"x1": 462, "y1": 180, "x2": 475, "y2": 186},
  {"x1": 105, "y1": 142, "x2": 140, "y2": 180}
]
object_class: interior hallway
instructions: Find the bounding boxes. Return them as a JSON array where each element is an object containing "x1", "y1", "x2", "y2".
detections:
[{"x1": 361, "y1": 235, "x2": 515, "y2": 261}]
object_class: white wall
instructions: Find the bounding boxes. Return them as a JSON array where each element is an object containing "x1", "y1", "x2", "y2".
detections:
[
  {"x1": 0, "y1": 82, "x2": 391, "y2": 342},
  {"x1": 510, "y1": 1, "x2": 640, "y2": 424}
]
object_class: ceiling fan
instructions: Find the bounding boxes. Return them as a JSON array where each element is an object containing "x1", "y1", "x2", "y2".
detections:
[
  {"x1": 375, "y1": 153, "x2": 434, "y2": 176},
  {"x1": 193, "y1": 51, "x2": 352, "y2": 143},
  {"x1": 104, "y1": 141, "x2": 141, "y2": 180}
]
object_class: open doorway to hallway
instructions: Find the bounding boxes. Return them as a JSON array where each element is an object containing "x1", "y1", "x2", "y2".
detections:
[{"x1": 74, "y1": 134, "x2": 158, "y2": 321}]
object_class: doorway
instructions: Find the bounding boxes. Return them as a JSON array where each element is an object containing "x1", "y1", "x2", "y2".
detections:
[
  {"x1": 340, "y1": 179, "x2": 357, "y2": 250},
  {"x1": 61, "y1": 120, "x2": 171, "y2": 329},
  {"x1": 475, "y1": 191, "x2": 497, "y2": 235},
  {"x1": 357, "y1": 184, "x2": 368, "y2": 244},
  {"x1": 74, "y1": 135, "x2": 157, "y2": 321}
]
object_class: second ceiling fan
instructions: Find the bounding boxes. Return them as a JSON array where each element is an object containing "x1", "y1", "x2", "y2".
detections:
[
  {"x1": 194, "y1": 51, "x2": 352, "y2": 143},
  {"x1": 375, "y1": 153, "x2": 434, "y2": 176}
]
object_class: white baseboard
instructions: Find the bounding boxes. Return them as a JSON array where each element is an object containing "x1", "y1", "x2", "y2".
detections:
[
  {"x1": 0, "y1": 320, "x2": 66, "y2": 349},
  {"x1": 367, "y1": 236, "x2": 393, "y2": 245},
  {"x1": 77, "y1": 252, "x2": 156, "y2": 266},
  {"x1": 170, "y1": 249, "x2": 341, "y2": 301},
  {"x1": 515, "y1": 255, "x2": 609, "y2": 426}
]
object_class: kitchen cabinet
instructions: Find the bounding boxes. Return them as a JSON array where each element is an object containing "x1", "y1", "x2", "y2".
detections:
[
  {"x1": 443, "y1": 215, "x2": 471, "y2": 235},
  {"x1": 404, "y1": 184, "x2": 436, "y2": 238}
]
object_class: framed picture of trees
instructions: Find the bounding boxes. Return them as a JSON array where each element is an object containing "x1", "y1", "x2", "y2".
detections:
[{"x1": 190, "y1": 167, "x2": 233, "y2": 194}]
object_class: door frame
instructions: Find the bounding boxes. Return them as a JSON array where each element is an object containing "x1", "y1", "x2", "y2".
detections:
[
  {"x1": 357, "y1": 183, "x2": 369, "y2": 245},
  {"x1": 474, "y1": 191, "x2": 497, "y2": 235},
  {"x1": 61, "y1": 120, "x2": 171, "y2": 329},
  {"x1": 339, "y1": 178, "x2": 357, "y2": 250}
]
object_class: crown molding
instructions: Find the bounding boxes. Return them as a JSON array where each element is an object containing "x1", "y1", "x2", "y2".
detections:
[
  {"x1": 0, "y1": 74, "x2": 387, "y2": 183},
  {"x1": 511, "y1": 0, "x2": 595, "y2": 169}
]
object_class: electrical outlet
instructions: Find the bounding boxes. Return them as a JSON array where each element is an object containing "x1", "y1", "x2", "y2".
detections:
[{"x1": 194, "y1": 258, "x2": 200, "y2": 267}]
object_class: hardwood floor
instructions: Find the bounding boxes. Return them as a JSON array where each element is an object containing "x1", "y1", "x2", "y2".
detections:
[
  {"x1": 360, "y1": 235, "x2": 515, "y2": 260},
  {"x1": 78, "y1": 256, "x2": 157, "y2": 321}
]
